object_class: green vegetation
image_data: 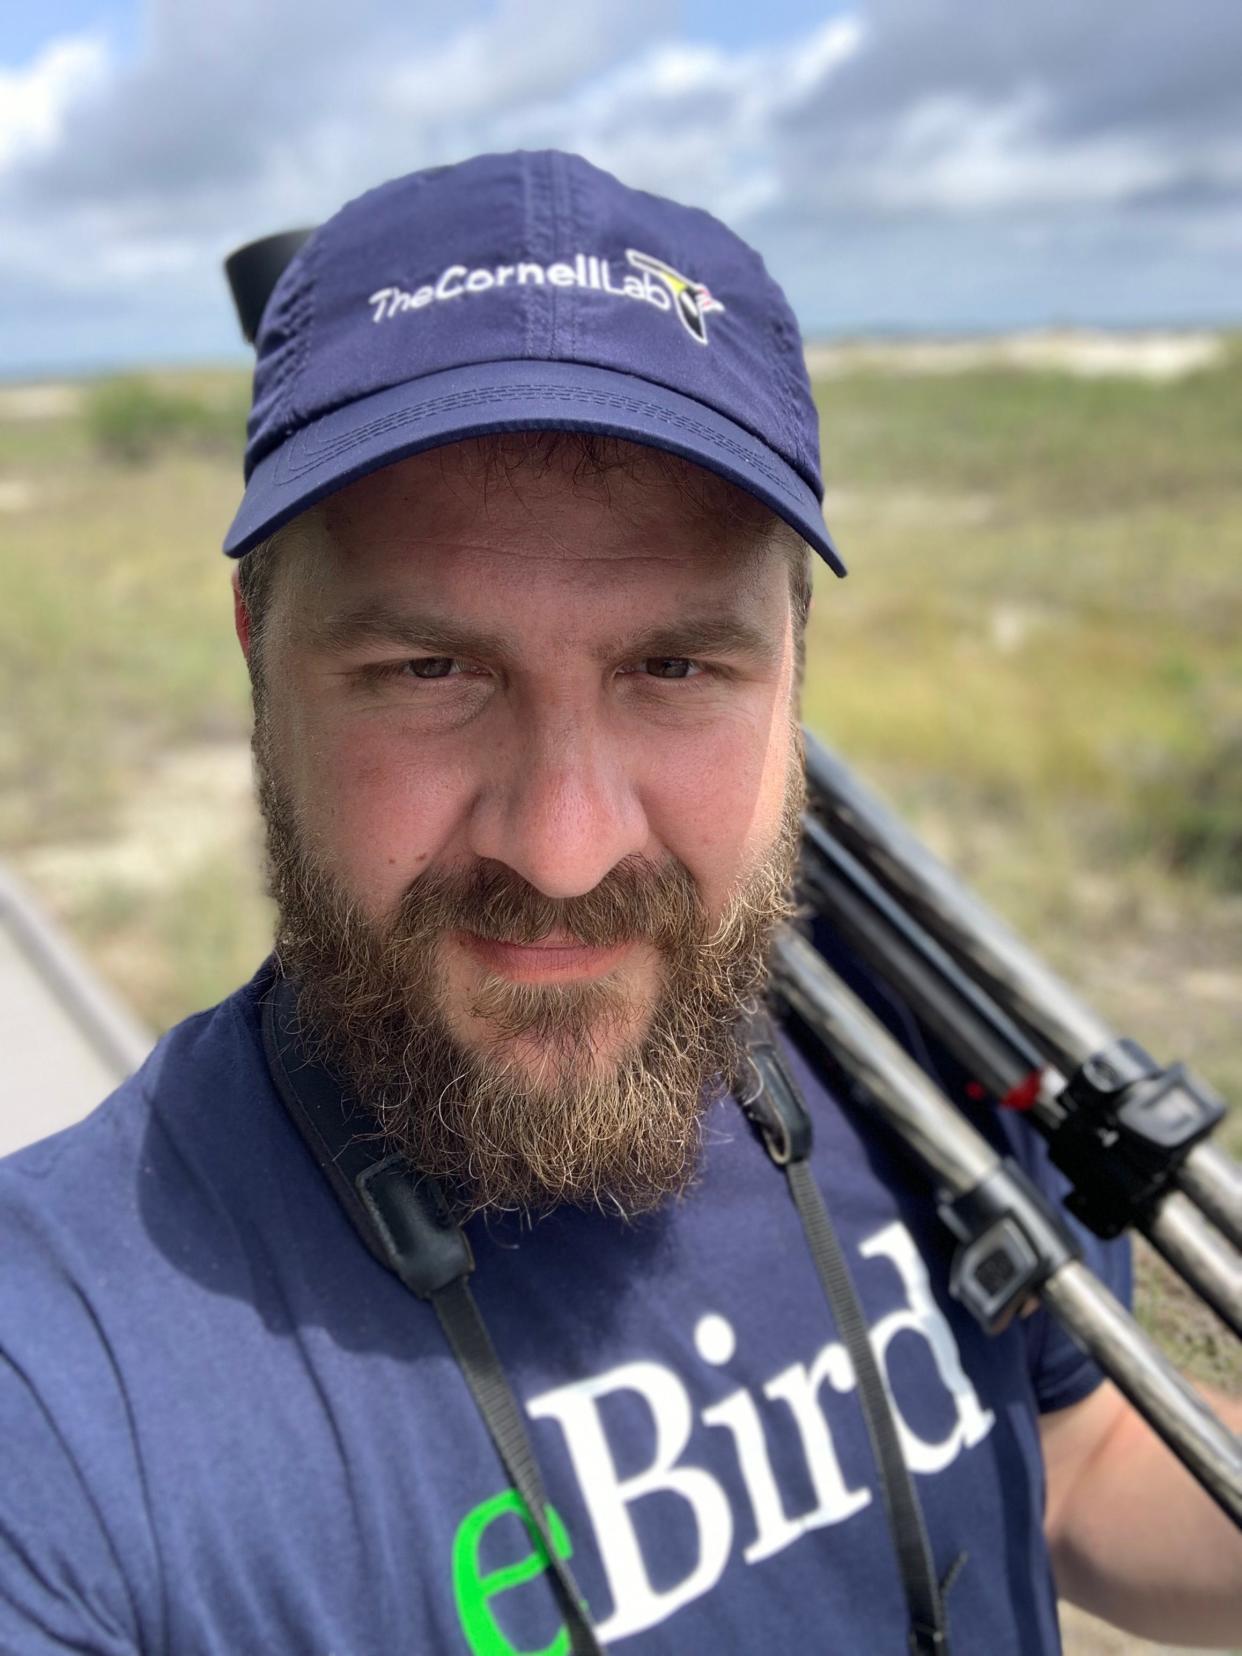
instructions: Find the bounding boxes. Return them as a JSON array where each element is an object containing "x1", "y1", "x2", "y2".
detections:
[
  {"x1": 0, "y1": 395, "x2": 253, "y2": 847},
  {"x1": 796, "y1": 351, "x2": 1242, "y2": 1183},
  {"x1": 805, "y1": 348, "x2": 1242, "y2": 834},
  {"x1": 1142, "y1": 727, "x2": 1242, "y2": 890},
  {"x1": 84, "y1": 371, "x2": 250, "y2": 464},
  {"x1": 1, "y1": 350, "x2": 1239, "y2": 1380}
]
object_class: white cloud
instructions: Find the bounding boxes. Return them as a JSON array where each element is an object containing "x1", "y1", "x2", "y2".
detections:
[
  {"x1": 851, "y1": 89, "x2": 1176, "y2": 214},
  {"x1": 0, "y1": 33, "x2": 110, "y2": 171},
  {"x1": 478, "y1": 15, "x2": 864, "y2": 226},
  {"x1": 0, "y1": 0, "x2": 1239, "y2": 373},
  {"x1": 383, "y1": 0, "x2": 659, "y2": 128}
]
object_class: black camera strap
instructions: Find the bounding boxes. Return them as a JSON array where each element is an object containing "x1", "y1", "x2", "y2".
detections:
[
  {"x1": 263, "y1": 972, "x2": 956, "y2": 1654},
  {"x1": 740, "y1": 1015, "x2": 956, "y2": 1656},
  {"x1": 261, "y1": 975, "x2": 602, "y2": 1656}
]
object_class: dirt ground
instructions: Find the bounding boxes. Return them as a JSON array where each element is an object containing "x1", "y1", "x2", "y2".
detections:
[{"x1": 1060, "y1": 1599, "x2": 1237, "y2": 1655}]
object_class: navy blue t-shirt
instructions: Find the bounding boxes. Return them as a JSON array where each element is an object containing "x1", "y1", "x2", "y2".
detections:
[{"x1": 0, "y1": 960, "x2": 1129, "y2": 1654}]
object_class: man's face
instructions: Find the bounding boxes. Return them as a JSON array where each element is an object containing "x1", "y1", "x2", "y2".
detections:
[{"x1": 240, "y1": 436, "x2": 804, "y2": 1216}]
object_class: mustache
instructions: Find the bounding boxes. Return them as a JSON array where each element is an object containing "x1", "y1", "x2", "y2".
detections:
[{"x1": 388, "y1": 854, "x2": 705, "y2": 949}]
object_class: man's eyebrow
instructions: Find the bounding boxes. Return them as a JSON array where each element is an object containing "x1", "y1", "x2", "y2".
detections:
[
  {"x1": 304, "y1": 603, "x2": 778, "y2": 665},
  {"x1": 612, "y1": 616, "x2": 779, "y2": 664},
  {"x1": 306, "y1": 604, "x2": 511, "y2": 661}
]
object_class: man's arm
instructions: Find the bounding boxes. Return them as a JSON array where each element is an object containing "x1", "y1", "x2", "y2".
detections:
[{"x1": 1041, "y1": 1378, "x2": 1242, "y2": 1645}]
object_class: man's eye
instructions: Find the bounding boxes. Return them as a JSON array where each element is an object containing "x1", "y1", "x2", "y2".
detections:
[
  {"x1": 405, "y1": 657, "x2": 458, "y2": 679},
  {"x1": 643, "y1": 657, "x2": 698, "y2": 679}
]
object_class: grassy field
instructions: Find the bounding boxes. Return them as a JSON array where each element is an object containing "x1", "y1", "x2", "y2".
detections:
[
  {"x1": 805, "y1": 348, "x2": 1242, "y2": 1160},
  {"x1": 2, "y1": 347, "x2": 1239, "y2": 1396}
]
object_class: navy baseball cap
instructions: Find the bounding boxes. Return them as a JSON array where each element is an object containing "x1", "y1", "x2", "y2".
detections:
[{"x1": 224, "y1": 150, "x2": 844, "y2": 575}]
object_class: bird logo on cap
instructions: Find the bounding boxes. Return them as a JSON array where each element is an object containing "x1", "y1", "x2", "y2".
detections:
[{"x1": 626, "y1": 250, "x2": 725, "y2": 345}]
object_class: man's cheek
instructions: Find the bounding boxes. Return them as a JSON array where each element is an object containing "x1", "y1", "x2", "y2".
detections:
[
  {"x1": 308, "y1": 741, "x2": 460, "y2": 914},
  {"x1": 648, "y1": 752, "x2": 780, "y2": 902}
]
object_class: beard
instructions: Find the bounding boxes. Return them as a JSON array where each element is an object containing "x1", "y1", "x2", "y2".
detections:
[{"x1": 254, "y1": 717, "x2": 803, "y2": 1220}]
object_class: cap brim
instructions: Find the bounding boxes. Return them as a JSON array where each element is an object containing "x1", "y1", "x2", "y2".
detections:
[{"x1": 224, "y1": 358, "x2": 845, "y2": 575}]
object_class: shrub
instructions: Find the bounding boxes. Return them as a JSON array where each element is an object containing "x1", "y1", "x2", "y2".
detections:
[
  {"x1": 85, "y1": 376, "x2": 248, "y2": 464},
  {"x1": 1141, "y1": 724, "x2": 1242, "y2": 890}
]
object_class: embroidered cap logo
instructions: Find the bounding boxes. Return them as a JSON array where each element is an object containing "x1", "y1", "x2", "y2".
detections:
[{"x1": 626, "y1": 249, "x2": 725, "y2": 345}]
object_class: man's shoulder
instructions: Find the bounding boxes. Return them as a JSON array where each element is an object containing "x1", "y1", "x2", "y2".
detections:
[
  {"x1": 0, "y1": 959, "x2": 281, "y2": 1279},
  {"x1": 0, "y1": 961, "x2": 309, "y2": 1656}
]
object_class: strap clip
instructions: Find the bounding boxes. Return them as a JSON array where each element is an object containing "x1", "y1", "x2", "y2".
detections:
[
  {"x1": 356, "y1": 1156, "x2": 474, "y2": 1299},
  {"x1": 740, "y1": 1025, "x2": 813, "y2": 1165},
  {"x1": 1050, "y1": 1039, "x2": 1225, "y2": 1238}
]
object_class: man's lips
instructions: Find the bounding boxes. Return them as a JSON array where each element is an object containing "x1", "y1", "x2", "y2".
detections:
[{"x1": 455, "y1": 930, "x2": 634, "y2": 982}]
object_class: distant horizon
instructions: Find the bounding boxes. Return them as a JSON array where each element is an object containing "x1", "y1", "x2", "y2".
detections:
[{"x1": 3, "y1": 316, "x2": 1240, "y2": 389}]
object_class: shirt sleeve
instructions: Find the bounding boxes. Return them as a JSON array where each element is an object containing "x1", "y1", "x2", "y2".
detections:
[{"x1": 0, "y1": 1351, "x2": 141, "y2": 1656}]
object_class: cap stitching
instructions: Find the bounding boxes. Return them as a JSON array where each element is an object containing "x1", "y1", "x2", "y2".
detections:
[
  {"x1": 251, "y1": 278, "x2": 305, "y2": 477},
  {"x1": 267, "y1": 267, "x2": 307, "y2": 437},
  {"x1": 272, "y1": 381, "x2": 809, "y2": 508},
  {"x1": 270, "y1": 281, "x2": 301, "y2": 399},
  {"x1": 769, "y1": 311, "x2": 802, "y2": 474},
  {"x1": 286, "y1": 232, "x2": 319, "y2": 430},
  {"x1": 521, "y1": 158, "x2": 537, "y2": 360},
  {"x1": 557, "y1": 152, "x2": 579, "y2": 362},
  {"x1": 524, "y1": 155, "x2": 552, "y2": 359},
  {"x1": 543, "y1": 152, "x2": 561, "y2": 360}
]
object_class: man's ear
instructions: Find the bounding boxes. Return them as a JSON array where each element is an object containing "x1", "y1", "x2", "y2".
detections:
[{"x1": 231, "y1": 565, "x2": 253, "y2": 661}]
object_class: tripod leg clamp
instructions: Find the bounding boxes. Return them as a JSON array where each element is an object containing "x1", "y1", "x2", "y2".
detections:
[
  {"x1": 1051, "y1": 1040, "x2": 1226, "y2": 1238},
  {"x1": 939, "y1": 1160, "x2": 1081, "y2": 1335}
]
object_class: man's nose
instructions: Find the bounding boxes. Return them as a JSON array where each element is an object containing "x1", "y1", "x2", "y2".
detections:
[{"x1": 465, "y1": 716, "x2": 649, "y2": 899}]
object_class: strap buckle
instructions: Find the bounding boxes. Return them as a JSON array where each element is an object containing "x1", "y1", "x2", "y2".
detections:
[
  {"x1": 739, "y1": 1018, "x2": 813, "y2": 1165},
  {"x1": 356, "y1": 1155, "x2": 474, "y2": 1299},
  {"x1": 1051, "y1": 1039, "x2": 1225, "y2": 1238}
]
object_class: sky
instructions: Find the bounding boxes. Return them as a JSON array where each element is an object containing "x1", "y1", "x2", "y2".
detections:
[{"x1": 1, "y1": 0, "x2": 1239, "y2": 377}]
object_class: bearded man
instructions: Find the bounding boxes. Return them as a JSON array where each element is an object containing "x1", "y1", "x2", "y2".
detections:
[{"x1": 1, "y1": 152, "x2": 1238, "y2": 1656}]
